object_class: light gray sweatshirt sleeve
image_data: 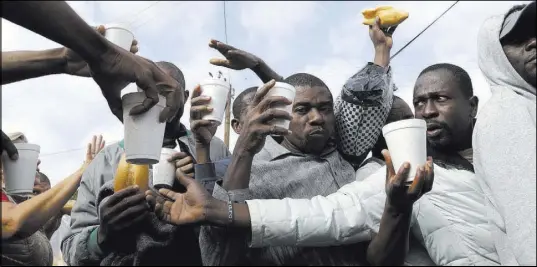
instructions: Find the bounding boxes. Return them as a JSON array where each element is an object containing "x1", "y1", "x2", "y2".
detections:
[
  {"x1": 61, "y1": 144, "x2": 120, "y2": 266},
  {"x1": 473, "y1": 101, "x2": 536, "y2": 266}
]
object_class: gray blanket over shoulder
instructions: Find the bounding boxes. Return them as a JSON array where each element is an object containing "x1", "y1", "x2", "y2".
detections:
[{"x1": 95, "y1": 180, "x2": 202, "y2": 266}]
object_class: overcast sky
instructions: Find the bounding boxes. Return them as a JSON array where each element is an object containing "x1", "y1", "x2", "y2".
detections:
[{"x1": 1, "y1": 1, "x2": 528, "y2": 185}]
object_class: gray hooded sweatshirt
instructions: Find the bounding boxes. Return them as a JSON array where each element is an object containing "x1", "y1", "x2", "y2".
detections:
[{"x1": 474, "y1": 15, "x2": 536, "y2": 266}]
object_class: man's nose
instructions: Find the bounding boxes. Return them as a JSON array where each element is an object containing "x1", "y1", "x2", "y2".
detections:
[
  {"x1": 421, "y1": 101, "x2": 439, "y2": 119},
  {"x1": 309, "y1": 109, "x2": 324, "y2": 125}
]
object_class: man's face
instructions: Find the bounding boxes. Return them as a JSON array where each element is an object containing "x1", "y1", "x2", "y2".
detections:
[
  {"x1": 285, "y1": 85, "x2": 335, "y2": 155},
  {"x1": 413, "y1": 70, "x2": 477, "y2": 151},
  {"x1": 33, "y1": 173, "x2": 50, "y2": 195},
  {"x1": 502, "y1": 26, "x2": 537, "y2": 88},
  {"x1": 232, "y1": 91, "x2": 256, "y2": 134}
]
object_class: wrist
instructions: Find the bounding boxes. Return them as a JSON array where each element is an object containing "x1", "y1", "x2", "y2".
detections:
[
  {"x1": 204, "y1": 197, "x2": 229, "y2": 226},
  {"x1": 385, "y1": 200, "x2": 413, "y2": 216},
  {"x1": 374, "y1": 46, "x2": 390, "y2": 67},
  {"x1": 40, "y1": 48, "x2": 68, "y2": 75}
]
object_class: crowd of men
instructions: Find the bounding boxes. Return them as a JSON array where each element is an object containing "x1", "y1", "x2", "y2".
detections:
[{"x1": 1, "y1": 1, "x2": 535, "y2": 266}]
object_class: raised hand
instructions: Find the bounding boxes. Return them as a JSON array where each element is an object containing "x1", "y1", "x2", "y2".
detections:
[
  {"x1": 63, "y1": 25, "x2": 139, "y2": 77},
  {"x1": 83, "y1": 135, "x2": 106, "y2": 167},
  {"x1": 208, "y1": 39, "x2": 262, "y2": 70},
  {"x1": 145, "y1": 169, "x2": 212, "y2": 225},
  {"x1": 189, "y1": 85, "x2": 219, "y2": 146},
  {"x1": 369, "y1": 17, "x2": 397, "y2": 50},
  {"x1": 382, "y1": 150, "x2": 434, "y2": 212},
  {"x1": 233, "y1": 79, "x2": 293, "y2": 155}
]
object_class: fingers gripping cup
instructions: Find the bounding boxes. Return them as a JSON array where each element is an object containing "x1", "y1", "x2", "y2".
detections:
[
  {"x1": 259, "y1": 82, "x2": 296, "y2": 129},
  {"x1": 199, "y1": 78, "x2": 231, "y2": 125},
  {"x1": 152, "y1": 148, "x2": 179, "y2": 189},
  {"x1": 122, "y1": 92, "x2": 167, "y2": 165},
  {"x1": 382, "y1": 119, "x2": 427, "y2": 183},
  {"x1": 1, "y1": 143, "x2": 40, "y2": 194},
  {"x1": 104, "y1": 24, "x2": 134, "y2": 51}
]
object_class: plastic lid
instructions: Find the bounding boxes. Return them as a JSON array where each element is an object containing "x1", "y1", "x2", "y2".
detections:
[
  {"x1": 382, "y1": 119, "x2": 426, "y2": 136},
  {"x1": 200, "y1": 77, "x2": 230, "y2": 87}
]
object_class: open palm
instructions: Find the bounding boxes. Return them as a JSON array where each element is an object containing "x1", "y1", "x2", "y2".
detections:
[
  {"x1": 145, "y1": 171, "x2": 211, "y2": 225},
  {"x1": 208, "y1": 39, "x2": 260, "y2": 70}
]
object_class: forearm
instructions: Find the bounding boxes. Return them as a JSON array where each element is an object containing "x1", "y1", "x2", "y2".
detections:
[
  {"x1": 205, "y1": 198, "x2": 252, "y2": 228},
  {"x1": 195, "y1": 143, "x2": 211, "y2": 164},
  {"x1": 17, "y1": 168, "x2": 83, "y2": 236},
  {"x1": 2, "y1": 1, "x2": 111, "y2": 63},
  {"x1": 373, "y1": 46, "x2": 390, "y2": 69},
  {"x1": 222, "y1": 151, "x2": 254, "y2": 190},
  {"x1": 2, "y1": 48, "x2": 66, "y2": 85},
  {"x1": 251, "y1": 61, "x2": 284, "y2": 83},
  {"x1": 367, "y1": 203, "x2": 412, "y2": 266}
]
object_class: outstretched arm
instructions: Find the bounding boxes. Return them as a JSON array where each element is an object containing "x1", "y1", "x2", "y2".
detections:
[
  {"x1": 2, "y1": 167, "x2": 83, "y2": 239},
  {"x1": 2, "y1": 49, "x2": 65, "y2": 85},
  {"x1": 335, "y1": 18, "x2": 398, "y2": 167},
  {"x1": 208, "y1": 39, "x2": 284, "y2": 83},
  {"x1": 2, "y1": 27, "x2": 139, "y2": 85},
  {"x1": 2, "y1": 1, "x2": 111, "y2": 63}
]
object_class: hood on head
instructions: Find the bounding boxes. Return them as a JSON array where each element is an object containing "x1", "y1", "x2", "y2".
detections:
[{"x1": 477, "y1": 15, "x2": 536, "y2": 98}]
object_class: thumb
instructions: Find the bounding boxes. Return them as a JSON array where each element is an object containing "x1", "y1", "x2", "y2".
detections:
[
  {"x1": 158, "y1": 188, "x2": 179, "y2": 201},
  {"x1": 209, "y1": 58, "x2": 231, "y2": 67},
  {"x1": 175, "y1": 170, "x2": 195, "y2": 188},
  {"x1": 373, "y1": 16, "x2": 382, "y2": 30}
]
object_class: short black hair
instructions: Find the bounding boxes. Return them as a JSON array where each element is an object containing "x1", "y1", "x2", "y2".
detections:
[
  {"x1": 232, "y1": 87, "x2": 257, "y2": 119},
  {"x1": 156, "y1": 61, "x2": 186, "y2": 89},
  {"x1": 37, "y1": 172, "x2": 50, "y2": 186},
  {"x1": 284, "y1": 73, "x2": 329, "y2": 90},
  {"x1": 418, "y1": 63, "x2": 474, "y2": 98}
]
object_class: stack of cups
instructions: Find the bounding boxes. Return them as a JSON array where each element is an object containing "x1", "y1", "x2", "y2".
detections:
[
  {"x1": 122, "y1": 92, "x2": 167, "y2": 165},
  {"x1": 259, "y1": 82, "x2": 296, "y2": 129},
  {"x1": 1, "y1": 143, "x2": 40, "y2": 194},
  {"x1": 152, "y1": 147, "x2": 180, "y2": 189},
  {"x1": 382, "y1": 119, "x2": 427, "y2": 184},
  {"x1": 200, "y1": 78, "x2": 231, "y2": 125}
]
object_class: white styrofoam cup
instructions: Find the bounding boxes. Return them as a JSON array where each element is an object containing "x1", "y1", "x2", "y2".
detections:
[
  {"x1": 122, "y1": 92, "x2": 166, "y2": 165},
  {"x1": 199, "y1": 78, "x2": 231, "y2": 125},
  {"x1": 2, "y1": 143, "x2": 40, "y2": 194},
  {"x1": 382, "y1": 119, "x2": 427, "y2": 183},
  {"x1": 259, "y1": 82, "x2": 296, "y2": 129}
]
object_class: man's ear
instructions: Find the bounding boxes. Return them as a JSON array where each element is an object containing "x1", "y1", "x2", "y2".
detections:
[
  {"x1": 184, "y1": 90, "x2": 190, "y2": 102},
  {"x1": 231, "y1": 119, "x2": 240, "y2": 134},
  {"x1": 469, "y1": 96, "x2": 479, "y2": 118}
]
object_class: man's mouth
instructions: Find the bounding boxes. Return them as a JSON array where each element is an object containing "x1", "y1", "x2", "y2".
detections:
[
  {"x1": 308, "y1": 128, "x2": 326, "y2": 136},
  {"x1": 426, "y1": 123, "x2": 443, "y2": 137}
]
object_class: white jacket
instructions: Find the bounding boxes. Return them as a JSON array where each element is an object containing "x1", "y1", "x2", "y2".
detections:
[{"x1": 246, "y1": 163, "x2": 500, "y2": 266}]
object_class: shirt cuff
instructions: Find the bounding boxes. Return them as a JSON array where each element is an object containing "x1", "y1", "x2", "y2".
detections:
[
  {"x1": 88, "y1": 227, "x2": 104, "y2": 257},
  {"x1": 245, "y1": 199, "x2": 264, "y2": 248},
  {"x1": 212, "y1": 181, "x2": 253, "y2": 203},
  {"x1": 366, "y1": 62, "x2": 391, "y2": 74},
  {"x1": 194, "y1": 163, "x2": 217, "y2": 181}
]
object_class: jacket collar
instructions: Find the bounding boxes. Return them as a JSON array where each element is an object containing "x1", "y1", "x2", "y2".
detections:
[{"x1": 263, "y1": 136, "x2": 337, "y2": 161}]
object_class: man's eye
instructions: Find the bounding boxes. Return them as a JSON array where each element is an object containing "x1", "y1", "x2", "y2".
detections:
[
  {"x1": 437, "y1": 96, "x2": 448, "y2": 102},
  {"x1": 295, "y1": 107, "x2": 307, "y2": 113}
]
